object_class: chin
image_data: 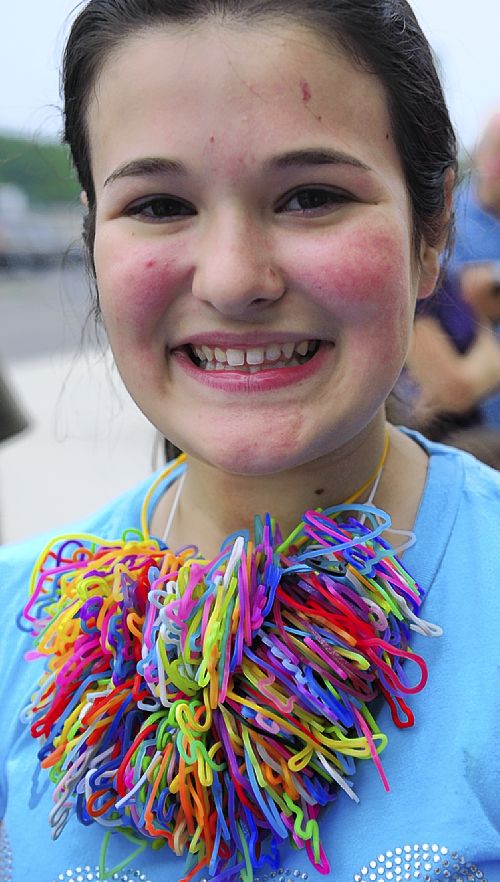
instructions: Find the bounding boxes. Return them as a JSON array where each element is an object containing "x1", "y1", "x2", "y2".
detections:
[
  {"x1": 177, "y1": 432, "x2": 311, "y2": 477},
  {"x1": 160, "y1": 408, "x2": 308, "y2": 476},
  {"x1": 206, "y1": 445, "x2": 301, "y2": 477}
]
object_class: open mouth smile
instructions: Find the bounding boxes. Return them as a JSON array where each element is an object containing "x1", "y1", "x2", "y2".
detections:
[{"x1": 186, "y1": 339, "x2": 320, "y2": 372}]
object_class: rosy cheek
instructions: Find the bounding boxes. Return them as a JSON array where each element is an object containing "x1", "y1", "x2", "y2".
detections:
[
  {"x1": 99, "y1": 245, "x2": 187, "y2": 339},
  {"x1": 289, "y1": 227, "x2": 410, "y2": 316}
]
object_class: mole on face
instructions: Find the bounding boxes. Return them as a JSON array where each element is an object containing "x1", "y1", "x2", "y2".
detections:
[
  {"x1": 314, "y1": 488, "x2": 325, "y2": 496},
  {"x1": 300, "y1": 79, "x2": 312, "y2": 103}
]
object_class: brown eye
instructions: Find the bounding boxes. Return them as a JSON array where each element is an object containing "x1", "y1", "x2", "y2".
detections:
[
  {"x1": 278, "y1": 187, "x2": 351, "y2": 214},
  {"x1": 125, "y1": 196, "x2": 196, "y2": 221}
]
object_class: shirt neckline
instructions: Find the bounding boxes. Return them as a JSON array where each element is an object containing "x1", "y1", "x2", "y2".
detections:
[
  {"x1": 402, "y1": 429, "x2": 464, "y2": 596},
  {"x1": 145, "y1": 431, "x2": 464, "y2": 600}
]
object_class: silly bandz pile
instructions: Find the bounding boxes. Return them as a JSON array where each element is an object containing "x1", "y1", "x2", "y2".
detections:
[{"x1": 21, "y1": 463, "x2": 439, "y2": 882}]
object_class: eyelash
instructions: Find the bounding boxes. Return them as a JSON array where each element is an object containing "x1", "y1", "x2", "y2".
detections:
[
  {"x1": 124, "y1": 186, "x2": 353, "y2": 223},
  {"x1": 277, "y1": 186, "x2": 352, "y2": 215},
  {"x1": 124, "y1": 196, "x2": 195, "y2": 222}
]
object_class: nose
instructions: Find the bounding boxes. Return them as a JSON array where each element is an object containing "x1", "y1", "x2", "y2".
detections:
[{"x1": 191, "y1": 211, "x2": 285, "y2": 317}]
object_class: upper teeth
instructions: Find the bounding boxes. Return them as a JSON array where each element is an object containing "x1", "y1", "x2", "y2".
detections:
[{"x1": 192, "y1": 340, "x2": 313, "y2": 366}]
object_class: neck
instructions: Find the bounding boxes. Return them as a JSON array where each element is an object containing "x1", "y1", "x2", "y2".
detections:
[{"x1": 160, "y1": 413, "x2": 411, "y2": 558}]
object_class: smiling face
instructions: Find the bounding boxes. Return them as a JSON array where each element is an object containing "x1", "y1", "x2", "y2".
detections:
[{"x1": 88, "y1": 21, "x2": 440, "y2": 475}]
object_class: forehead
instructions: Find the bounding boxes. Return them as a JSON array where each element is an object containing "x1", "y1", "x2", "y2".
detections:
[{"x1": 87, "y1": 21, "x2": 403, "y2": 184}]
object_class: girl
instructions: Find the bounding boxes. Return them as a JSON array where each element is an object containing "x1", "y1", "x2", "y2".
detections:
[{"x1": 1, "y1": 2, "x2": 499, "y2": 881}]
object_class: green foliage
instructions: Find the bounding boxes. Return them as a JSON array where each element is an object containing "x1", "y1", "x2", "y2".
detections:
[{"x1": 0, "y1": 133, "x2": 80, "y2": 205}]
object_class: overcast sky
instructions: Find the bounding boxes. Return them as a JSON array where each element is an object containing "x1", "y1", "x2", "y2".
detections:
[{"x1": 1, "y1": 0, "x2": 499, "y2": 151}]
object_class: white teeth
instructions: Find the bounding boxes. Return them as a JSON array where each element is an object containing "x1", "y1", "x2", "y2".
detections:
[
  {"x1": 201, "y1": 344, "x2": 214, "y2": 361},
  {"x1": 190, "y1": 339, "x2": 317, "y2": 369},
  {"x1": 265, "y1": 343, "x2": 282, "y2": 362},
  {"x1": 246, "y1": 347, "x2": 265, "y2": 365},
  {"x1": 226, "y1": 348, "x2": 246, "y2": 367}
]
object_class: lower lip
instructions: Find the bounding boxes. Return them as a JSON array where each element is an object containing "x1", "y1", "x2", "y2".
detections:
[{"x1": 171, "y1": 344, "x2": 332, "y2": 393}]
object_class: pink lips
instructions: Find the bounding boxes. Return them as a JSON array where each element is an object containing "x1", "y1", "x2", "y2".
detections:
[{"x1": 171, "y1": 342, "x2": 331, "y2": 393}]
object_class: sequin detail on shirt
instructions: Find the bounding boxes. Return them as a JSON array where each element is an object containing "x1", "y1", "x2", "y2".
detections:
[
  {"x1": 49, "y1": 845, "x2": 487, "y2": 882},
  {"x1": 53, "y1": 868, "x2": 152, "y2": 882},
  {"x1": 52, "y1": 870, "x2": 308, "y2": 882},
  {"x1": 212, "y1": 872, "x2": 309, "y2": 882},
  {"x1": 353, "y1": 845, "x2": 487, "y2": 882},
  {"x1": 0, "y1": 826, "x2": 13, "y2": 882}
]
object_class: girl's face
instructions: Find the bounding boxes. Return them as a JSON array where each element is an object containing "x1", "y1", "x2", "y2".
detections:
[{"x1": 88, "y1": 22, "x2": 440, "y2": 474}]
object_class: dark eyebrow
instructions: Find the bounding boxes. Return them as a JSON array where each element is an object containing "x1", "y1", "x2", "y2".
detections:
[
  {"x1": 267, "y1": 148, "x2": 371, "y2": 172},
  {"x1": 103, "y1": 148, "x2": 371, "y2": 188},
  {"x1": 104, "y1": 157, "x2": 187, "y2": 187}
]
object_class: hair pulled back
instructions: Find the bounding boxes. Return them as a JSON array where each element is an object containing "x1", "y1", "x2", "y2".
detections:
[{"x1": 63, "y1": 0, "x2": 457, "y2": 267}]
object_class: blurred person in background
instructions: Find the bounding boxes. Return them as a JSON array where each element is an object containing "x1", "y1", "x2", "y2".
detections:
[
  {"x1": 393, "y1": 268, "x2": 500, "y2": 466},
  {"x1": 451, "y1": 111, "x2": 500, "y2": 426},
  {"x1": 392, "y1": 113, "x2": 500, "y2": 457},
  {"x1": 452, "y1": 110, "x2": 500, "y2": 307}
]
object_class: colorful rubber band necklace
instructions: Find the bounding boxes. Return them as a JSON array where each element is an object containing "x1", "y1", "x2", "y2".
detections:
[{"x1": 21, "y1": 433, "x2": 441, "y2": 882}]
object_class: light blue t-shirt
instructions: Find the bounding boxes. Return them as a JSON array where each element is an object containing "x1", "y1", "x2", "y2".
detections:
[{"x1": 1, "y1": 434, "x2": 499, "y2": 882}]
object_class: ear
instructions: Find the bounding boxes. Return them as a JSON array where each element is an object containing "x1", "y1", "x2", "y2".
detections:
[
  {"x1": 80, "y1": 190, "x2": 89, "y2": 208},
  {"x1": 416, "y1": 167, "x2": 455, "y2": 301},
  {"x1": 416, "y1": 240, "x2": 441, "y2": 301}
]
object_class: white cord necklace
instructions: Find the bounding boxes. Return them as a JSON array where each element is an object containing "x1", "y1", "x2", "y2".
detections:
[
  {"x1": 162, "y1": 457, "x2": 387, "y2": 546},
  {"x1": 162, "y1": 470, "x2": 186, "y2": 544}
]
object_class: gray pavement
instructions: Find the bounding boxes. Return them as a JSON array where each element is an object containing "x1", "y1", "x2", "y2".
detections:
[
  {"x1": 0, "y1": 264, "x2": 102, "y2": 359},
  {"x1": 0, "y1": 266, "x2": 154, "y2": 545}
]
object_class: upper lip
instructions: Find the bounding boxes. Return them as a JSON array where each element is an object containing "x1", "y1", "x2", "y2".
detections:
[{"x1": 171, "y1": 332, "x2": 327, "y2": 350}]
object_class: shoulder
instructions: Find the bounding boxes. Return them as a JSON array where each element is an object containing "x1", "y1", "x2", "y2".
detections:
[
  {"x1": 408, "y1": 431, "x2": 500, "y2": 553},
  {"x1": 436, "y1": 438, "x2": 500, "y2": 498},
  {"x1": 0, "y1": 466, "x2": 178, "y2": 726},
  {"x1": 417, "y1": 429, "x2": 500, "y2": 493},
  {"x1": 402, "y1": 428, "x2": 500, "y2": 526},
  {"x1": 0, "y1": 467, "x2": 171, "y2": 605},
  {"x1": 400, "y1": 430, "x2": 500, "y2": 605}
]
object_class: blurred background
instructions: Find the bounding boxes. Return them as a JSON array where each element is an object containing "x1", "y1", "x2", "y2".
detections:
[{"x1": 1, "y1": 0, "x2": 500, "y2": 543}]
